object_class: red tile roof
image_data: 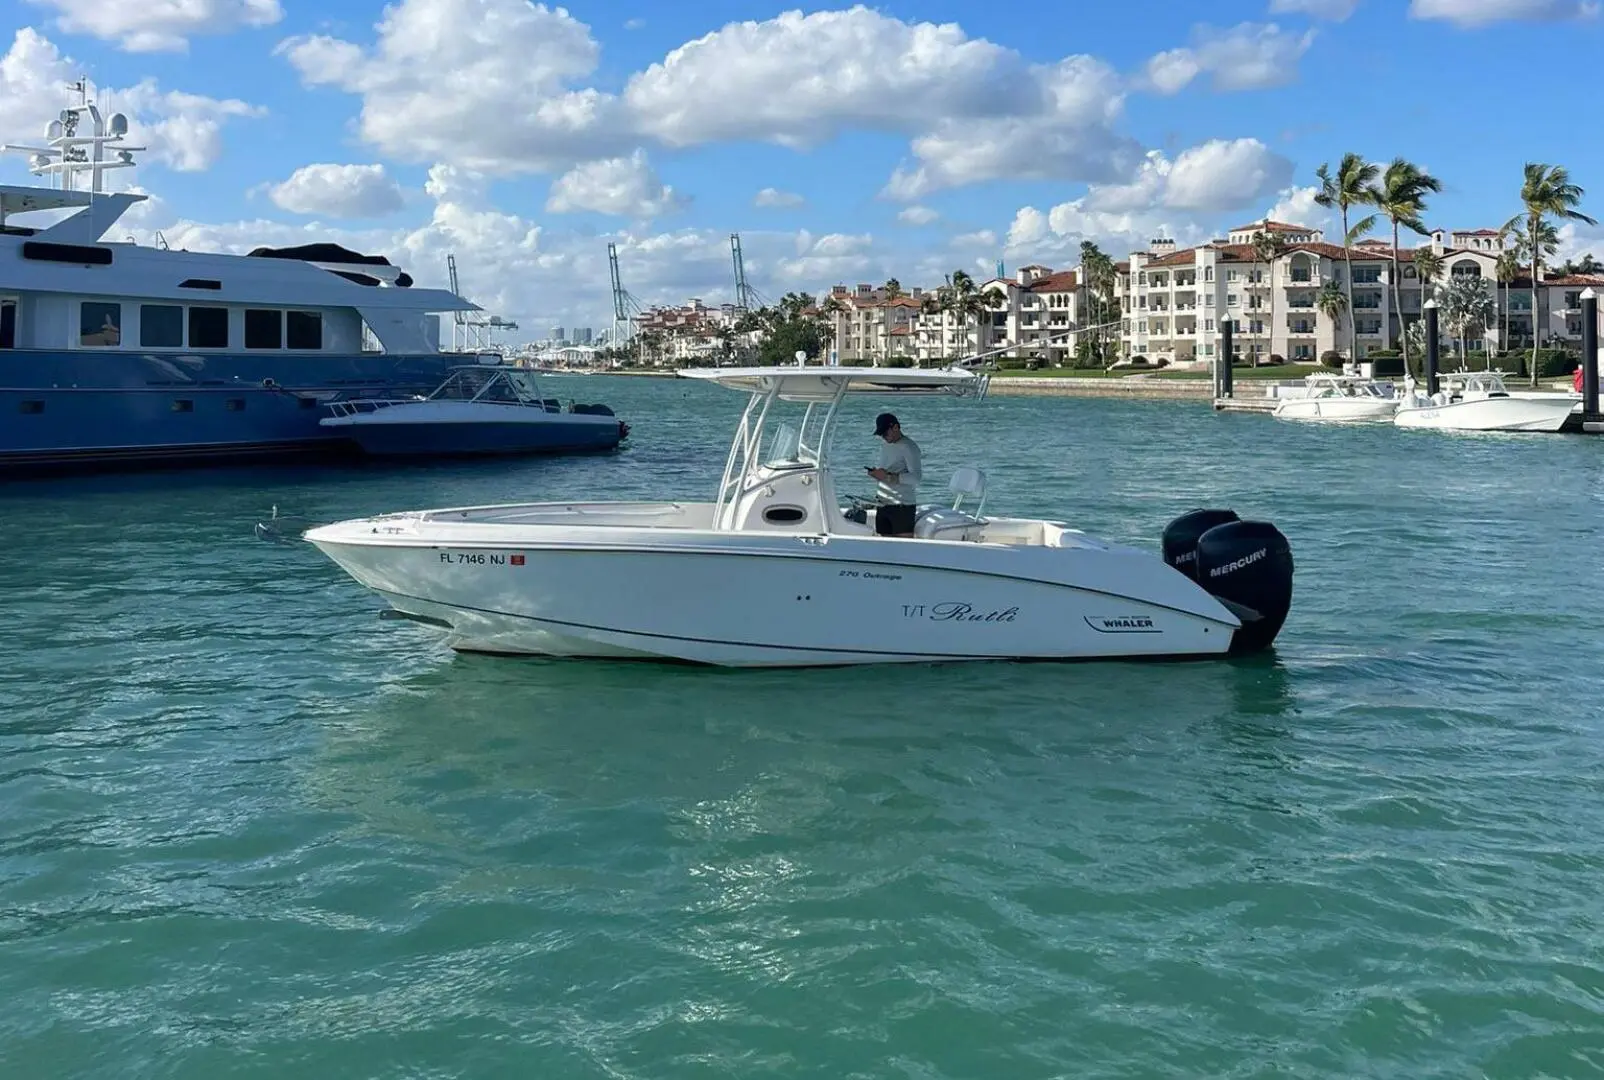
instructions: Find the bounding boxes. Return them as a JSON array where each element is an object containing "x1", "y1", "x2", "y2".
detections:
[{"x1": 1026, "y1": 269, "x2": 1078, "y2": 292}]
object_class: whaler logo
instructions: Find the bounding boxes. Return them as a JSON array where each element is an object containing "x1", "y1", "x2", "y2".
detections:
[
  {"x1": 1207, "y1": 547, "x2": 1267, "y2": 578},
  {"x1": 1084, "y1": 615, "x2": 1159, "y2": 633}
]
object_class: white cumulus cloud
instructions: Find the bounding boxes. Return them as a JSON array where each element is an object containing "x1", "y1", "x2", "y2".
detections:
[
  {"x1": 754, "y1": 187, "x2": 804, "y2": 208},
  {"x1": 898, "y1": 205, "x2": 940, "y2": 226},
  {"x1": 1143, "y1": 22, "x2": 1316, "y2": 95},
  {"x1": 883, "y1": 55, "x2": 1138, "y2": 199},
  {"x1": 277, "y1": 0, "x2": 629, "y2": 174},
  {"x1": 28, "y1": 0, "x2": 282, "y2": 53},
  {"x1": 545, "y1": 150, "x2": 685, "y2": 217},
  {"x1": 268, "y1": 163, "x2": 405, "y2": 217},
  {"x1": 1408, "y1": 0, "x2": 1598, "y2": 26},
  {"x1": 624, "y1": 7, "x2": 1034, "y2": 149}
]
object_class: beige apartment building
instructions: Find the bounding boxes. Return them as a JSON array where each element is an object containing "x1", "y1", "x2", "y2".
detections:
[
  {"x1": 1119, "y1": 219, "x2": 1604, "y2": 365},
  {"x1": 828, "y1": 265, "x2": 1084, "y2": 366}
]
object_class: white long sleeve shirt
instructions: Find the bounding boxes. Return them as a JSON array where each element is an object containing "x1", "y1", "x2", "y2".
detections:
[{"x1": 876, "y1": 435, "x2": 921, "y2": 505}]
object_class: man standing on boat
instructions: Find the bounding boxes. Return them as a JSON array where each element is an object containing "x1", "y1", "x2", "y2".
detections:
[{"x1": 869, "y1": 412, "x2": 921, "y2": 537}]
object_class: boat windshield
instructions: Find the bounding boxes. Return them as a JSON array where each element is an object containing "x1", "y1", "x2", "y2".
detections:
[
  {"x1": 427, "y1": 367, "x2": 554, "y2": 407},
  {"x1": 763, "y1": 421, "x2": 804, "y2": 467}
]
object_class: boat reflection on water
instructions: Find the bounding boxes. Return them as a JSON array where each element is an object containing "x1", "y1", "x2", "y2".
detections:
[{"x1": 294, "y1": 652, "x2": 1304, "y2": 850}]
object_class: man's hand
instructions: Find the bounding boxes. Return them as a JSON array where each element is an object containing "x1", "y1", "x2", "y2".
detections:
[{"x1": 868, "y1": 468, "x2": 889, "y2": 482}]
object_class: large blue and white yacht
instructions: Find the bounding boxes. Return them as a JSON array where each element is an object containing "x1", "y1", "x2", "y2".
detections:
[{"x1": 1, "y1": 91, "x2": 480, "y2": 472}]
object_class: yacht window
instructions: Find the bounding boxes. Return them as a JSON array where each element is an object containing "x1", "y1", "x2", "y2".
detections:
[
  {"x1": 245, "y1": 309, "x2": 283, "y2": 349},
  {"x1": 286, "y1": 311, "x2": 322, "y2": 350},
  {"x1": 189, "y1": 306, "x2": 229, "y2": 348},
  {"x1": 1, "y1": 302, "x2": 14, "y2": 349},
  {"x1": 140, "y1": 304, "x2": 184, "y2": 348},
  {"x1": 763, "y1": 506, "x2": 807, "y2": 524},
  {"x1": 80, "y1": 302, "x2": 122, "y2": 347}
]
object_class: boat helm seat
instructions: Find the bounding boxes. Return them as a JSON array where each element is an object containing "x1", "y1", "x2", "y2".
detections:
[
  {"x1": 948, "y1": 466, "x2": 988, "y2": 517},
  {"x1": 914, "y1": 506, "x2": 985, "y2": 542}
]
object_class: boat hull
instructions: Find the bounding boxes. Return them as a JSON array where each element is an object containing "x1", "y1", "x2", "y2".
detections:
[
  {"x1": 305, "y1": 517, "x2": 1243, "y2": 667},
  {"x1": 0, "y1": 349, "x2": 453, "y2": 472},
  {"x1": 1273, "y1": 399, "x2": 1397, "y2": 422},
  {"x1": 1394, "y1": 395, "x2": 1576, "y2": 432},
  {"x1": 321, "y1": 403, "x2": 625, "y2": 456}
]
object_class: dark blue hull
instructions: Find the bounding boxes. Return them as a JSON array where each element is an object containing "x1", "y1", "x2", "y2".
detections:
[
  {"x1": 1, "y1": 349, "x2": 454, "y2": 473},
  {"x1": 341, "y1": 418, "x2": 627, "y2": 457}
]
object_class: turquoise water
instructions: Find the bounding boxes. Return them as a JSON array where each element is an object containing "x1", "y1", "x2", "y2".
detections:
[{"x1": 4, "y1": 377, "x2": 1604, "y2": 1078}]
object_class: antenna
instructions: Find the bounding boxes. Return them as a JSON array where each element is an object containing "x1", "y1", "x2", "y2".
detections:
[{"x1": 3, "y1": 76, "x2": 144, "y2": 193}]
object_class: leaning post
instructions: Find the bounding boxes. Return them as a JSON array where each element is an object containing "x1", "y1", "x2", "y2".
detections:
[
  {"x1": 1582, "y1": 287, "x2": 1599, "y2": 419},
  {"x1": 1220, "y1": 319, "x2": 1235, "y2": 398},
  {"x1": 1424, "y1": 299, "x2": 1440, "y2": 398}
]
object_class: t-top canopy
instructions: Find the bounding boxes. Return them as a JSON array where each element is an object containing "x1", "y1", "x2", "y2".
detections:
[{"x1": 676, "y1": 365, "x2": 988, "y2": 402}]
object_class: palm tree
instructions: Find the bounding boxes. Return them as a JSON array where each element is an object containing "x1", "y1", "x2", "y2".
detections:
[
  {"x1": 1077, "y1": 240, "x2": 1119, "y2": 364},
  {"x1": 1316, "y1": 281, "x2": 1348, "y2": 361},
  {"x1": 1438, "y1": 275, "x2": 1496, "y2": 368},
  {"x1": 883, "y1": 278, "x2": 903, "y2": 301},
  {"x1": 1251, "y1": 228, "x2": 1286, "y2": 362},
  {"x1": 1369, "y1": 158, "x2": 1440, "y2": 374},
  {"x1": 1501, "y1": 219, "x2": 1559, "y2": 356},
  {"x1": 1413, "y1": 247, "x2": 1444, "y2": 304},
  {"x1": 1494, "y1": 246, "x2": 1521, "y2": 354},
  {"x1": 1505, "y1": 163, "x2": 1597, "y2": 384},
  {"x1": 1315, "y1": 152, "x2": 1381, "y2": 358}
]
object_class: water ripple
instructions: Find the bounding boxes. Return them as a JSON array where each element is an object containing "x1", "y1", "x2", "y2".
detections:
[{"x1": 4, "y1": 383, "x2": 1604, "y2": 1078}]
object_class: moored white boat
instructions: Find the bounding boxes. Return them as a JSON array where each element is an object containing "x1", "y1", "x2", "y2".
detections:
[
  {"x1": 318, "y1": 362, "x2": 628, "y2": 457},
  {"x1": 1272, "y1": 373, "x2": 1398, "y2": 422},
  {"x1": 303, "y1": 365, "x2": 1297, "y2": 667},
  {"x1": 1394, "y1": 371, "x2": 1577, "y2": 432}
]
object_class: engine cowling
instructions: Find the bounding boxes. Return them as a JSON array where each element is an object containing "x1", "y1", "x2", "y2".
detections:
[
  {"x1": 1163, "y1": 510, "x2": 1294, "y2": 654},
  {"x1": 1161, "y1": 508, "x2": 1240, "y2": 581}
]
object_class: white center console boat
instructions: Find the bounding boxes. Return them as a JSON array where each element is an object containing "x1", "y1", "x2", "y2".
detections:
[
  {"x1": 304, "y1": 365, "x2": 1295, "y2": 666},
  {"x1": 1394, "y1": 371, "x2": 1577, "y2": 432},
  {"x1": 1272, "y1": 372, "x2": 1398, "y2": 422}
]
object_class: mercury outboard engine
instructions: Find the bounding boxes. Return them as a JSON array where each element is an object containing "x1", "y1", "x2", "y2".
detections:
[{"x1": 1162, "y1": 508, "x2": 1294, "y2": 654}]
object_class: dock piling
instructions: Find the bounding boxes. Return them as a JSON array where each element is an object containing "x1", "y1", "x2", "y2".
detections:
[
  {"x1": 1220, "y1": 321, "x2": 1234, "y2": 399},
  {"x1": 1583, "y1": 288, "x2": 1598, "y2": 422},
  {"x1": 1423, "y1": 299, "x2": 1440, "y2": 398}
]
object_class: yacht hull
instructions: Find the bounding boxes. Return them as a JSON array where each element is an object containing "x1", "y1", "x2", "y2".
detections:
[
  {"x1": 0, "y1": 349, "x2": 453, "y2": 472},
  {"x1": 306, "y1": 518, "x2": 1244, "y2": 667},
  {"x1": 1393, "y1": 395, "x2": 1576, "y2": 432},
  {"x1": 321, "y1": 404, "x2": 627, "y2": 457}
]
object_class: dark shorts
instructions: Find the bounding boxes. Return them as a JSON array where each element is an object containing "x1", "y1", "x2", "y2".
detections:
[{"x1": 875, "y1": 503, "x2": 917, "y2": 536}]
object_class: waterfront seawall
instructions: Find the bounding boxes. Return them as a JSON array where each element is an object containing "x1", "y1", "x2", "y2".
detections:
[{"x1": 985, "y1": 376, "x2": 1217, "y2": 400}]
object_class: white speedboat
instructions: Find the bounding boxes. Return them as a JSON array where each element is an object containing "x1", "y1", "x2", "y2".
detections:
[
  {"x1": 1394, "y1": 371, "x2": 1577, "y2": 433},
  {"x1": 1272, "y1": 373, "x2": 1398, "y2": 422},
  {"x1": 303, "y1": 365, "x2": 1295, "y2": 667},
  {"x1": 319, "y1": 362, "x2": 629, "y2": 456}
]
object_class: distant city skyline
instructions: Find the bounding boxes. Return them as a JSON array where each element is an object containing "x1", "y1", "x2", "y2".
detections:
[{"x1": 2, "y1": 0, "x2": 1600, "y2": 328}]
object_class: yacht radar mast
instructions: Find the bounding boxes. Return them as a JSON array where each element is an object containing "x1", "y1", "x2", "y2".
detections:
[{"x1": 1, "y1": 78, "x2": 144, "y2": 195}]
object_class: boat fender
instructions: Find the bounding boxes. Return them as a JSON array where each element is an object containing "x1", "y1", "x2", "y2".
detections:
[
  {"x1": 1160, "y1": 508, "x2": 1240, "y2": 581},
  {"x1": 1193, "y1": 520, "x2": 1294, "y2": 654}
]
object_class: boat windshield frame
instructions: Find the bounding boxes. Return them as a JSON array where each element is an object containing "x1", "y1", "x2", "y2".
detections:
[
  {"x1": 682, "y1": 366, "x2": 989, "y2": 530},
  {"x1": 426, "y1": 366, "x2": 557, "y2": 408}
]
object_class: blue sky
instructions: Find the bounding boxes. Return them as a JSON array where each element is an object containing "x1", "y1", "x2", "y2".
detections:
[{"x1": 2, "y1": 0, "x2": 1602, "y2": 334}]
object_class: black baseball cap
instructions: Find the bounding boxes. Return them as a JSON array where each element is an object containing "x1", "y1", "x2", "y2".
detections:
[{"x1": 874, "y1": 412, "x2": 899, "y2": 435}]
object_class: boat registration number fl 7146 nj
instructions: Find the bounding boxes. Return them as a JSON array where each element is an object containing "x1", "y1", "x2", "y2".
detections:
[{"x1": 302, "y1": 365, "x2": 1295, "y2": 667}]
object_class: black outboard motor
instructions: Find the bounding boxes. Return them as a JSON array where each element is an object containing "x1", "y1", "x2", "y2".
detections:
[
  {"x1": 1162, "y1": 509, "x2": 1294, "y2": 654},
  {"x1": 1161, "y1": 508, "x2": 1239, "y2": 581},
  {"x1": 571, "y1": 402, "x2": 616, "y2": 416}
]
